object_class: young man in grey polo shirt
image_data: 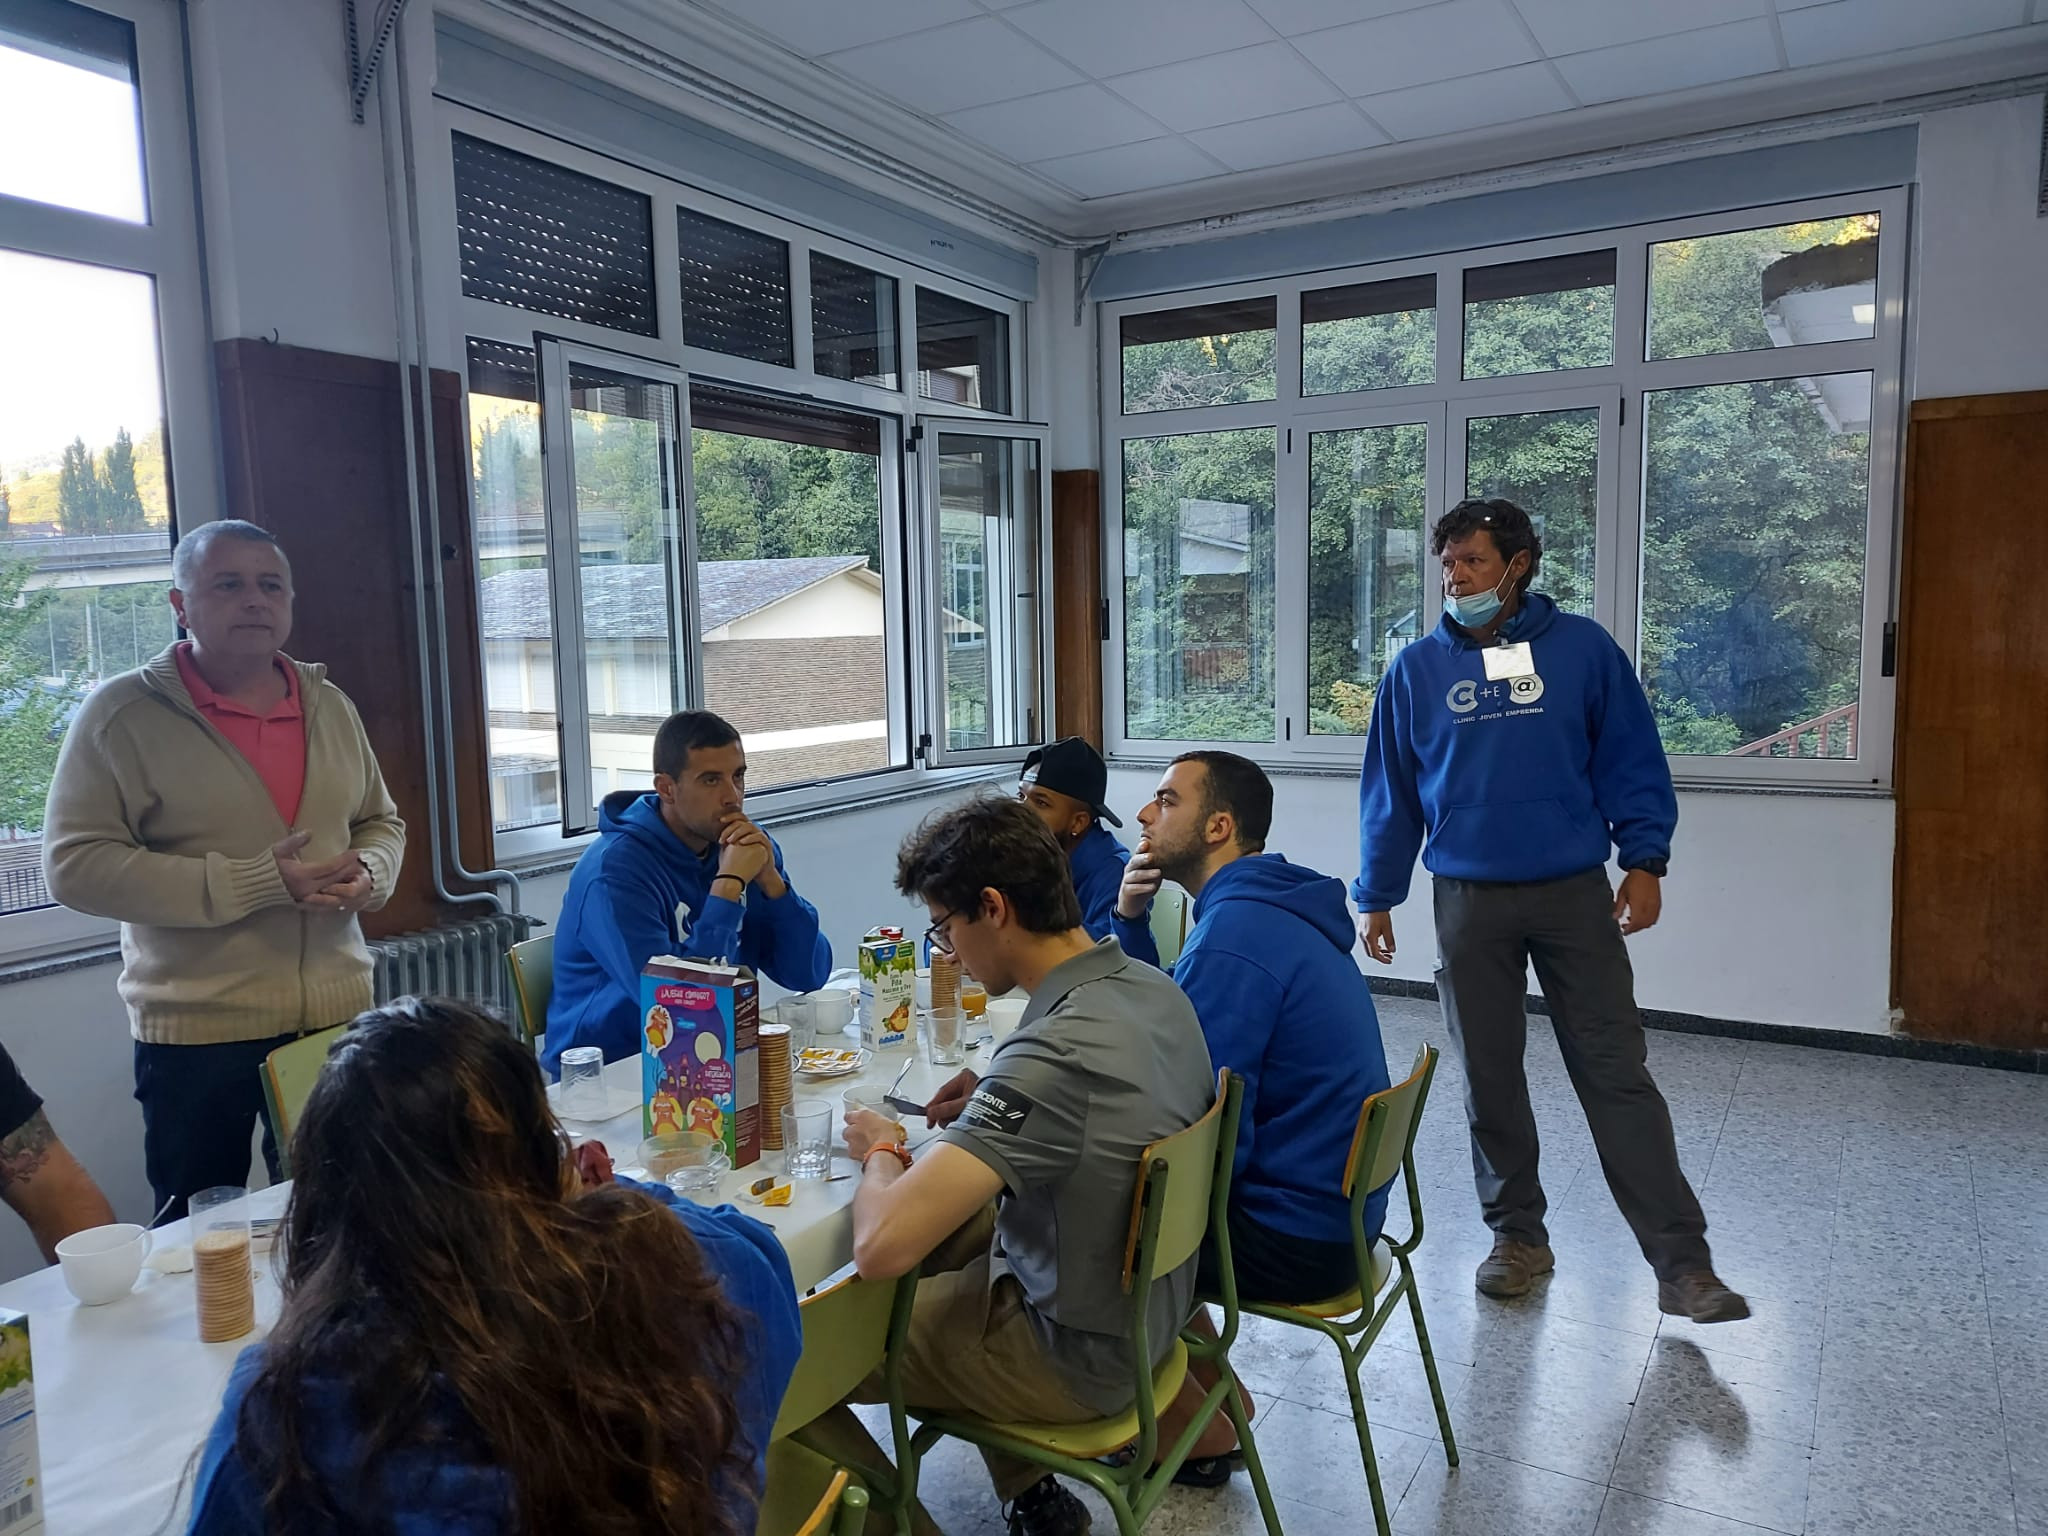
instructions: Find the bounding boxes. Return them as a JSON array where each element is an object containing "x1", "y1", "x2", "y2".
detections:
[{"x1": 838, "y1": 796, "x2": 1215, "y2": 1536}]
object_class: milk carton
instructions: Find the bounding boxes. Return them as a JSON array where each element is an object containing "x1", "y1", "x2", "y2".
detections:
[
  {"x1": 859, "y1": 927, "x2": 917, "y2": 1053},
  {"x1": 0, "y1": 1308, "x2": 40, "y2": 1534},
  {"x1": 641, "y1": 956, "x2": 761, "y2": 1169}
]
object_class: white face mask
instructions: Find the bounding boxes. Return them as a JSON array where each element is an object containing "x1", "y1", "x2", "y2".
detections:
[{"x1": 1445, "y1": 564, "x2": 1519, "y2": 627}]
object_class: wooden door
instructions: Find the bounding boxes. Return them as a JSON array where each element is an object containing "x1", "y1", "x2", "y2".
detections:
[{"x1": 1893, "y1": 390, "x2": 2048, "y2": 1048}]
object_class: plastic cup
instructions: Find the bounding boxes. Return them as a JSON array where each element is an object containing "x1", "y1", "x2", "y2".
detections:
[
  {"x1": 641, "y1": 1131, "x2": 731, "y2": 1197},
  {"x1": 191, "y1": 1186, "x2": 255, "y2": 1343},
  {"x1": 927, "y1": 1005, "x2": 965, "y2": 1066}
]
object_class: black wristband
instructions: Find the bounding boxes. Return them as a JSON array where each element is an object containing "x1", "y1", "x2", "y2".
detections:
[
  {"x1": 1627, "y1": 859, "x2": 1669, "y2": 878},
  {"x1": 711, "y1": 874, "x2": 744, "y2": 894}
]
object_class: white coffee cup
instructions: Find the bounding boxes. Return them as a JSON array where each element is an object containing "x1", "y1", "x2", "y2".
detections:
[
  {"x1": 56, "y1": 1222, "x2": 152, "y2": 1306},
  {"x1": 985, "y1": 998, "x2": 1028, "y2": 1043}
]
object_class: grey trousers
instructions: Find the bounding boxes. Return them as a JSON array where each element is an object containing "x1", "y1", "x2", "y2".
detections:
[{"x1": 1433, "y1": 867, "x2": 1711, "y2": 1282}]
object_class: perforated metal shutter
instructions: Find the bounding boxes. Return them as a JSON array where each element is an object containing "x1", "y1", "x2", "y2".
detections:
[
  {"x1": 453, "y1": 134, "x2": 657, "y2": 336},
  {"x1": 677, "y1": 207, "x2": 793, "y2": 366}
]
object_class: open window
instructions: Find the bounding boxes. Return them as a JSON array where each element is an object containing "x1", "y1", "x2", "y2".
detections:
[{"x1": 916, "y1": 421, "x2": 1049, "y2": 767}]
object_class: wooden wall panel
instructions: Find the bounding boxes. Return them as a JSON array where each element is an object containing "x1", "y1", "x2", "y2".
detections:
[
  {"x1": 215, "y1": 340, "x2": 494, "y2": 938},
  {"x1": 1892, "y1": 390, "x2": 2048, "y2": 1049},
  {"x1": 1050, "y1": 469, "x2": 1104, "y2": 749}
]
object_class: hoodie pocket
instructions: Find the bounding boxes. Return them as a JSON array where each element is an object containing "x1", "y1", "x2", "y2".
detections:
[{"x1": 1429, "y1": 797, "x2": 1584, "y2": 880}]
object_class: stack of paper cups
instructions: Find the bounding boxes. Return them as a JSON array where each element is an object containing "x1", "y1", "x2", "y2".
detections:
[{"x1": 759, "y1": 1023, "x2": 793, "y2": 1151}]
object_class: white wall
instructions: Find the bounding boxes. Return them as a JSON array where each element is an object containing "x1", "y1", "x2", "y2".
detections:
[
  {"x1": 1911, "y1": 94, "x2": 2048, "y2": 400},
  {"x1": 1105, "y1": 767, "x2": 1896, "y2": 1038}
]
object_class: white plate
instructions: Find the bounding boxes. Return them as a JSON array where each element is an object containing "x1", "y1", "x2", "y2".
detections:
[{"x1": 795, "y1": 1047, "x2": 871, "y2": 1080}]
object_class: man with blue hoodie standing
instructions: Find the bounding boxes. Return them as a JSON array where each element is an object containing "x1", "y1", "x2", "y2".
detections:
[
  {"x1": 543, "y1": 710, "x2": 832, "y2": 1076},
  {"x1": 1353, "y1": 498, "x2": 1745, "y2": 1324}
]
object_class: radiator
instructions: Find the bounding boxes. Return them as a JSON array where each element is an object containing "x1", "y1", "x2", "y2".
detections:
[{"x1": 368, "y1": 911, "x2": 536, "y2": 1015}]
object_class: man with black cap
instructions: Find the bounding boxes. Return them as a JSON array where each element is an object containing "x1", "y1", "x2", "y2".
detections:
[{"x1": 1017, "y1": 737, "x2": 1159, "y2": 966}]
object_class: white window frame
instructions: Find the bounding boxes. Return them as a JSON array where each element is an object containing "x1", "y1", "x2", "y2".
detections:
[
  {"x1": 431, "y1": 107, "x2": 1043, "y2": 862},
  {"x1": 0, "y1": 0, "x2": 218, "y2": 960},
  {"x1": 1101, "y1": 187, "x2": 1907, "y2": 791},
  {"x1": 914, "y1": 418, "x2": 1054, "y2": 769}
]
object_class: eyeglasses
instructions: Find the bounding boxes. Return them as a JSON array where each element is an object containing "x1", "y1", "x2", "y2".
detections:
[{"x1": 924, "y1": 907, "x2": 965, "y2": 957}]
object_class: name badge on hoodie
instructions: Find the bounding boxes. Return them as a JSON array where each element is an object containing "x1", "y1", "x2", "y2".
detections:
[{"x1": 1482, "y1": 642, "x2": 1536, "y2": 681}]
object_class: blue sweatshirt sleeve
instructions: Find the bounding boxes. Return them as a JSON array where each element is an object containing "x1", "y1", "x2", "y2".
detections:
[
  {"x1": 1588, "y1": 636, "x2": 1678, "y2": 870},
  {"x1": 1110, "y1": 908, "x2": 1161, "y2": 969},
  {"x1": 185, "y1": 1350, "x2": 268, "y2": 1535},
  {"x1": 580, "y1": 872, "x2": 684, "y2": 1005},
  {"x1": 735, "y1": 841, "x2": 832, "y2": 993},
  {"x1": 1353, "y1": 667, "x2": 1427, "y2": 911},
  {"x1": 1173, "y1": 941, "x2": 1281, "y2": 1183}
]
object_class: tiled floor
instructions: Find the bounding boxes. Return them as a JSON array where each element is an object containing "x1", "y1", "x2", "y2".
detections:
[{"x1": 885, "y1": 997, "x2": 2048, "y2": 1536}]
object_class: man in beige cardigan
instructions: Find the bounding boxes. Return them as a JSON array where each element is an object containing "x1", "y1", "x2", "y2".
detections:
[{"x1": 42, "y1": 520, "x2": 405, "y2": 1221}]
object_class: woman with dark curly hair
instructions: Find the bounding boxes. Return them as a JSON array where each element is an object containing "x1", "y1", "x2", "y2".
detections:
[{"x1": 183, "y1": 996, "x2": 801, "y2": 1536}]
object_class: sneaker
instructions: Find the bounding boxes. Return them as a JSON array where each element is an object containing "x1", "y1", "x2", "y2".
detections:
[
  {"x1": 1474, "y1": 1236, "x2": 1555, "y2": 1298},
  {"x1": 1659, "y1": 1270, "x2": 1751, "y2": 1323},
  {"x1": 1004, "y1": 1476, "x2": 1091, "y2": 1536}
]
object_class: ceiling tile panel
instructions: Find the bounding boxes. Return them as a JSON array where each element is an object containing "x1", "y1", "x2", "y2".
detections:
[
  {"x1": 1359, "y1": 62, "x2": 1576, "y2": 140},
  {"x1": 1031, "y1": 137, "x2": 1227, "y2": 197},
  {"x1": 1241, "y1": 0, "x2": 1447, "y2": 35},
  {"x1": 1302, "y1": 0, "x2": 1541, "y2": 96},
  {"x1": 1513, "y1": 0, "x2": 1769, "y2": 57},
  {"x1": 1188, "y1": 102, "x2": 1390, "y2": 170},
  {"x1": 1779, "y1": 0, "x2": 2028, "y2": 67},
  {"x1": 942, "y1": 83, "x2": 1161, "y2": 162},
  {"x1": 825, "y1": 19, "x2": 1080, "y2": 116},
  {"x1": 699, "y1": 0, "x2": 978, "y2": 57},
  {"x1": 1002, "y1": 0, "x2": 1272, "y2": 75},
  {"x1": 1555, "y1": 19, "x2": 1782, "y2": 105},
  {"x1": 1107, "y1": 42, "x2": 1341, "y2": 133}
]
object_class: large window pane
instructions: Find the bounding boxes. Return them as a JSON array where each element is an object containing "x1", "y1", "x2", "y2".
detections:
[
  {"x1": 1122, "y1": 430, "x2": 1275, "y2": 742},
  {"x1": 917, "y1": 289, "x2": 1010, "y2": 413},
  {"x1": 677, "y1": 206, "x2": 794, "y2": 367},
  {"x1": 1649, "y1": 214, "x2": 1879, "y2": 361},
  {"x1": 1121, "y1": 298, "x2": 1277, "y2": 414},
  {"x1": 1641, "y1": 374, "x2": 1871, "y2": 759},
  {"x1": 690, "y1": 386, "x2": 894, "y2": 790},
  {"x1": 1463, "y1": 406, "x2": 1597, "y2": 617},
  {"x1": 935, "y1": 432, "x2": 1041, "y2": 754},
  {"x1": 466, "y1": 340, "x2": 559, "y2": 832},
  {"x1": 812, "y1": 252, "x2": 899, "y2": 389},
  {"x1": 453, "y1": 135, "x2": 657, "y2": 336},
  {"x1": 0, "y1": 252, "x2": 172, "y2": 913},
  {"x1": 1463, "y1": 251, "x2": 1615, "y2": 379},
  {"x1": 1302, "y1": 277, "x2": 1434, "y2": 397},
  {"x1": 1307, "y1": 423, "x2": 1427, "y2": 736},
  {"x1": 0, "y1": 0, "x2": 144, "y2": 222}
]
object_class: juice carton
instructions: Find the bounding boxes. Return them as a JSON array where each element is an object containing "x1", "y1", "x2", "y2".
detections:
[
  {"x1": 0, "y1": 1307, "x2": 40, "y2": 1534},
  {"x1": 641, "y1": 956, "x2": 760, "y2": 1170},
  {"x1": 859, "y1": 927, "x2": 917, "y2": 1053}
]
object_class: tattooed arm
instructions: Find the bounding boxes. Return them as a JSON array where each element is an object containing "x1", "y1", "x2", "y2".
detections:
[{"x1": 0, "y1": 1109, "x2": 115, "y2": 1265}]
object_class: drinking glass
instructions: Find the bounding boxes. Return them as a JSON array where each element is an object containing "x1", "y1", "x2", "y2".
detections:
[
  {"x1": 557, "y1": 1046, "x2": 606, "y2": 1120},
  {"x1": 782, "y1": 1101, "x2": 831, "y2": 1180},
  {"x1": 191, "y1": 1186, "x2": 255, "y2": 1343},
  {"x1": 927, "y1": 1005, "x2": 965, "y2": 1067}
]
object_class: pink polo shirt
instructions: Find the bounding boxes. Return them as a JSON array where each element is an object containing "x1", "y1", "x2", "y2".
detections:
[{"x1": 173, "y1": 641, "x2": 307, "y2": 825}]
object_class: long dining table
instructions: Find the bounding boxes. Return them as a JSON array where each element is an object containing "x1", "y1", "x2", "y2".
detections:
[{"x1": 0, "y1": 1032, "x2": 979, "y2": 1535}]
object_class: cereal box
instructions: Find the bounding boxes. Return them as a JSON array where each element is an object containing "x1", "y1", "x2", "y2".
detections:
[
  {"x1": 859, "y1": 927, "x2": 916, "y2": 1053},
  {"x1": 0, "y1": 1307, "x2": 40, "y2": 1535},
  {"x1": 641, "y1": 956, "x2": 760, "y2": 1169}
]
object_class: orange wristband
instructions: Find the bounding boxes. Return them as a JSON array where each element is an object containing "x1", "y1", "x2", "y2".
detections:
[{"x1": 862, "y1": 1143, "x2": 913, "y2": 1175}]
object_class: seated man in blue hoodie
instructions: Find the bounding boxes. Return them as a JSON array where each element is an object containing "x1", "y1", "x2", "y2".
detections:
[
  {"x1": 543, "y1": 710, "x2": 832, "y2": 1075},
  {"x1": 1353, "y1": 497, "x2": 1746, "y2": 1324},
  {"x1": 1115, "y1": 751, "x2": 1392, "y2": 1309},
  {"x1": 1017, "y1": 736, "x2": 1159, "y2": 966}
]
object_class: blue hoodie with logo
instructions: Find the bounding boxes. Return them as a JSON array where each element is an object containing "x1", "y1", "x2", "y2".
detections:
[
  {"x1": 1352, "y1": 593, "x2": 1678, "y2": 912},
  {"x1": 543, "y1": 791, "x2": 832, "y2": 1076},
  {"x1": 1068, "y1": 822, "x2": 1160, "y2": 966},
  {"x1": 1141, "y1": 854, "x2": 1393, "y2": 1246}
]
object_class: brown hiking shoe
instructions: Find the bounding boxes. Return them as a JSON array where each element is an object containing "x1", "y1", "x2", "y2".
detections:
[
  {"x1": 1474, "y1": 1236, "x2": 1555, "y2": 1297},
  {"x1": 1659, "y1": 1270, "x2": 1751, "y2": 1323}
]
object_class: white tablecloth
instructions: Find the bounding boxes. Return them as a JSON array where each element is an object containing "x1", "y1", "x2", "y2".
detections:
[{"x1": 0, "y1": 1036, "x2": 979, "y2": 1535}]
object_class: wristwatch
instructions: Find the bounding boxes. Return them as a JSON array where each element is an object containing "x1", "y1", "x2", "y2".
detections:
[
  {"x1": 862, "y1": 1143, "x2": 913, "y2": 1174},
  {"x1": 1627, "y1": 859, "x2": 1669, "y2": 877}
]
